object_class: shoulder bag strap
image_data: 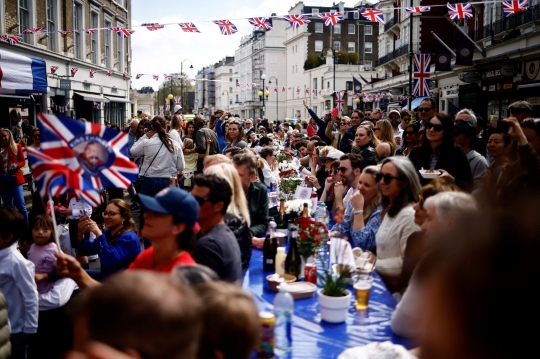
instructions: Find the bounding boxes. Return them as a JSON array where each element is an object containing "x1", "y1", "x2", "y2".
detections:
[{"x1": 141, "y1": 142, "x2": 164, "y2": 177}]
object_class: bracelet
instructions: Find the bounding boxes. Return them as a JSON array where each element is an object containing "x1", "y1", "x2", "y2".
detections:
[{"x1": 352, "y1": 210, "x2": 364, "y2": 215}]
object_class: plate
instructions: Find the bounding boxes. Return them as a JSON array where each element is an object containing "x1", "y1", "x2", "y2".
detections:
[
  {"x1": 286, "y1": 282, "x2": 317, "y2": 300},
  {"x1": 266, "y1": 273, "x2": 297, "y2": 291},
  {"x1": 419, "y1": 170, "x2": 441, "y2": 179}
]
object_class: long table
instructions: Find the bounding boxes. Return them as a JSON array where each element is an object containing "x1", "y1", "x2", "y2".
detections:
[{"x1": 244, "y1": 248, "x2": 413, "y2": 359}]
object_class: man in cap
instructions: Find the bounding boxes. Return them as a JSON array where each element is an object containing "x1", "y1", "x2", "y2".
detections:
[
  {"x1": 508, "y1": 101, "x2": 534, "y2": 124},
  {"x1": 173, "y1": 105, "x2": 183, "y2": 118},
  {"x1": 388, "y1": 110, "x2": 403, "y2": 145},
  {"x1": 453, "y1": 120, "x2": 488, "y2": 196}
]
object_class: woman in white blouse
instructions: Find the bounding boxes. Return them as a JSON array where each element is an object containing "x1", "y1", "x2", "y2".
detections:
[
  {"x1": 372, "y1": 156, "x2": 421, "y2": 292},
  {"x1": 259, "y1": 147, "x2": 280, "y2": 189}
]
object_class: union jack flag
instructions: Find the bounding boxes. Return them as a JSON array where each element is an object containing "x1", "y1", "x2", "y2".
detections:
[
  {"x1": 142, "y1": 23, "x2": 164, "y2": 31},
  {"x1": 174, "y1": 96, "x2": 181, "y2": 105},
  {"x1": 317, "y1": 12, "x2": 343, "y2": 26},
  {"x1": 71, "y1": 68, "x2": 78, "y2": 77},
  {"x1": 248, "y1": 17, "x2": 273, "y2": 30},
  {"x1": 159, "y1": 106, "x2": 164, "y2": 116},
  {"x1": 236, "y1": 83, "x2": 241, "y2": 87},
  {"x1": 153, "y1": 75, "x2": 159, "y2": 81},
  {"x1": 406, "y1": 6, "x2": 432, "y2": 13},
  {"x1": 50, "y1": 66, "x2": 59, "y2": 74},
  {"x1": 84, "y1": 29, "x2": 97, "y2": 35},
  {"x1": 136, "y1": 74, "x2": 143, "y2": 79},
  {"x1": 179, "y1": 23, "x2": 200, "y2": 33},
  {"x1": 106, "y1": 70, "x2": 113, "y2": 77},
  {"x1": 283, "y1": 14, "x2": 311, "y2": 29},
  {"x1": 166, "y1": 103, "x2": 170, "y2": 111},
  {"x1": 27, "y1": 147, "x2": 102, "y2": 207},
  {"x1": 282, "y1": 87, "x2": 286, "y2": 92},
  {"x1": 273, "y1": 87, "x2": 278, "y2": 93},
  {"x1": 122, "y1": 72, "x2": 128, "y2": 81},
  {"x1": 58, "y1": 30, "x2": 73, "y2": 35},
  {"x1": 22, "y1": 28, "x2": 47, "y2": 34},
  {"x1": 312, "y1": 89, "x2": 316, "y2": 95},
  {"x1": 502, "y1": 0, "x2": 529, "y2": 16},
  {"x1": 213, "y1": 20, "x2": 238, "y2": 35},
  {"x1": 111, "y1": 27, "x2": 135, "y2": 38},
  {"x1": 164, "y1": 75, "x2": 172, "y2": 80},
  {"x1": 447, "y1": 3, "x2": 473, "y2": 20},
  {"x1": 89, "y1": 69, "x2": 97, "y2": 78},
  {"x1": 413, "y1": 54, "x2": 431, "y2": 97},
  {"x1": 335, "y1": 91, "x2": 345, "y2": 112},
  {"x1": 305, "y1": 88, "x2": 309, "y2": 94},
  {"x1": 296, "y1": 87, "x2": 300, "y2": 94},
  {"x1": 361, "y1": 8, "x2": 385, "y2": 23},
  {"x1": 288, "y1": 87, "x2": 292, "y2": 91}
]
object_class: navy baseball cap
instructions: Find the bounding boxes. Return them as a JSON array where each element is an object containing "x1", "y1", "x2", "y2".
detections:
[{"x1": 138, "y1": 187, "x2": 199, "y2": 227}]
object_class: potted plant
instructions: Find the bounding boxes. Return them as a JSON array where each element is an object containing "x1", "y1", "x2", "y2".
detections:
[{"x1": 316, "y1": 254, "x2": 351, "y2": 323}]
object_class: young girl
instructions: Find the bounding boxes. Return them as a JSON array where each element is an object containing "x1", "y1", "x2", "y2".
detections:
[{"x1": 27, "y1": 214, "x2": 58, "y2": 294}]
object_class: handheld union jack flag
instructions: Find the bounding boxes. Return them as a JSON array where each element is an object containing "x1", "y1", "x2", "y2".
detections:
[
  {"x1": 71, "y1": 68, "x2": 78, "y2": 77},
  {"x1": 136, "y1": 74, "x2": 143, "y2": 79},
  {"x1": 35, "y1": 113, "x2": 138, "y2": 198},
  {"x1": 50, "y1": 66, "x2": 59, "y2": 75},
  {"x1": 1, "y1": 35, "x2": 22, "y2": 45},
  {"x1": 84, "y1": 29, "x2": 97, "y2": 35},
  {"x1": 89, "y1": 69, "x2": 97, "y2": 78},
  {"x1": 247, "y1": 17, "x2": 273, "y2": 30},
  {"x1": 153, "y1": 75, "x2": 159, "y2": 81},
  {"x1": 106, "y1": 70, "x2": 113, "y2": 77},
  {"x1": 502, "y1": 0, "x2": 529, "y2": 16},
  {"x1": 58, "y1": 30, "x2": 73, "y2": 35},
  {"x1": 413, "y1": 54, "x2": 431, "y2": 97},
  {"x1": 317, "y1": 12, "x2": 343, "y2": 26},
  {"x1": 179, "y1": 23, "x2": 200, "y2": 33},
  {"x1": 122, "y1": 72, "x2": 128, "y2": 81},
  {"x1": 111, "y1": 27, "x2": 135, "y2": 38},
  {"x1": 283, "y1": 14, "x2": 311, "y2": 29},
  {"x1": 406, "y1": 6, "x2": 431, "y2": 13},
  {"x1": 447, "y1": 3, "x2": 473, "y2": 19},
  {"x1": 335, "y1": 92, "x2": 345, "y2": 112},
  {"x1": 361, "y1": 8, "x2": 385, "y2": 23},
  {"x1": 142, "y1": 23, "x2": 164, "y2": 31},
  {"x1": 213, "y1": 20, "x2": 238, "y2": 35},
  {"x1": 22, "y1": 28, "x2": 47, "y2": 34}
]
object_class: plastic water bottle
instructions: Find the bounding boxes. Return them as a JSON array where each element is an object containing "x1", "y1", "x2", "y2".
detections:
[
  {"x1": 315, "y1": 203, "x2": 329, "y2": 225},
  {"x1": 274, "y1": 282, "x2": 293, "y2": 354}
]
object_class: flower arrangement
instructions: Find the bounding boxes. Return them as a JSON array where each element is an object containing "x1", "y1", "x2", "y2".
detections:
[
  {"x1": 279, "y1": 177, "x2": 303, "y2": 199},
  {"x1": 278, "y1": 161, "x2": 297, "y2": 173},
  {"x1": 294, "y1": 217, "x2": 328, "y2": 260},
  {"x1": 284, "y1": 199, "x2": 312, "y2": 217}
]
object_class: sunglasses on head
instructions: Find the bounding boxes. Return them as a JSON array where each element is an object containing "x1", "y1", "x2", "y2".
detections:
[
  {"x1": 376, "y1": 172, "x2": 403, "y2": 184},
  {"x1": 327, "y1": 169, "x2": 339, "y2": 175},
  {"x1": 425, "y1": 122, "x2": 444, "y2": 132},
  {"x1": 418, "y1": 107, "x2": 433, "y2": 113}
]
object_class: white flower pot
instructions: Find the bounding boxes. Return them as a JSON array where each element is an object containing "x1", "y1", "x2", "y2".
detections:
[{"x1": 317, "y1": 289, "x2": 351, "y2": 323}]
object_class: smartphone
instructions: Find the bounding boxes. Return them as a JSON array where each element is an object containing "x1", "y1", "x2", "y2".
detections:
[{"x1": 489, "y1": 119, "x2": 509, "y2": 133}]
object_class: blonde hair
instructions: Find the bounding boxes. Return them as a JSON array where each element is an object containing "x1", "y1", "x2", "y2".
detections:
[
  {"x1": 376, "y1": 119, "x2": 397, "y2": 155},
  {"x1": 204, "y1": 163, "x2": 251, "y2": 226},
  {"x1": 0, "y1": 129, "x2": 18, "y2": 155},
  {"x1": 203, "y1": 154, "x2": 231, "y2": 166},
  {"x1": 183, "y1": 138, "x2": 194, "y2": 149},
  {"x1": 361, "y1": 166, "x2": 382, "y2": 221}
]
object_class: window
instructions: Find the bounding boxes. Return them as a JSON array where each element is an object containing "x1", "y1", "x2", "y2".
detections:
[
  {"x1": 365, "y1": 42, "x2": 373, "y2": 53},
  {"x1": 73, "y1": 3, "x2": 83, "y2": 59},
  {"x1": 348, "y1": 24, "x2": 355, "y2": 34},
  {"x1": 354, "y1": 11, "x2": 360, "y2": 19},
  {"x1": 104, "y1": 20, "x2": 112, "y2": 68},
  {"x1": 292, "y1": 65, "x2": 295, "y2": 74},
  {"x1": 229, "y1": 78, "x2": 232, "y2": 82},
  {"x1": 46, "y1": 0, "x2": 56, "y2": 51},
  {"x1": 325, "y1": 100, "x2": 331, "y2": 110},
  {"x1": 315, "y1": 40, "x2": 323, "y2": 52},
  {"x1": 327, "y1": 81, "x2": 330, "y2": 89},
  {"x1": 346, "y1": 81, "x2": 353, "y2": 91},
  {"x1": 334, "y1": 24, "x2": 341, "y2": 34},
  {"x1": 19, "y1": 0, "x2": 30, "y2": 43},
  {"x1": 315, "y1": 23, "x2": 323, "y2": 33},
  {"x1": 229, "y1": 69, "x2": 232, "y2": 73},
  {"x1": 313, "y1": 78, "x2": 317, "y2": 91},
  {"x1": 364, "y1": 60, "x2": 372, "y2": 68},
  {"x1": 90, "y1": 12, "x2": 98, "y2": 64},
  {"x1": 312, "y1": 8, "x2": 319, "y2": 16},
  {"x1": 333, "y1": 41, "x2": 340, "y2": 52},
  {"x1": 117, "y1": 22, "x2": 125, "y2": 71},
  {"x1": 347, "y1": 42, "x2": 355, "y2": 52},
  {"x1": 365, "y1": 25, "x2": 373, "y2": 35}
]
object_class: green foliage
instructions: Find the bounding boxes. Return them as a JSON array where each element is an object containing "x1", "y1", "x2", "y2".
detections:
[
  {"x1": 304, "y1": 51, "x2": 324, "y2": 70},
  {"x1": 153, "y1": 73, "x2": 194, "y2": 111},
  {"x1": 318, "y1": 255, "x2": 350, "y2": 297}
]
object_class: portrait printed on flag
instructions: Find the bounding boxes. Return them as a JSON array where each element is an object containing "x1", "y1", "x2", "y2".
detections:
[{"x1": 71, "y1": 135, "x2": 114, "y2": 175}]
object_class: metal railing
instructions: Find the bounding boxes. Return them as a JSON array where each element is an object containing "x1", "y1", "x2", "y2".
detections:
[
  {"x1": 478, "y1": 3, "x2": 540, "y2": 40},
  {"x1": 384, "y1": 16, "x2": 399, "y2": 32},
  {"x1": 374, "y1": 44, "x2": 410, "y2": 67}
]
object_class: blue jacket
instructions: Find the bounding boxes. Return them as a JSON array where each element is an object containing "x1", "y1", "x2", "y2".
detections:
[{"x1": 215, "y1": 119, "x2": 228, "y2": 152}]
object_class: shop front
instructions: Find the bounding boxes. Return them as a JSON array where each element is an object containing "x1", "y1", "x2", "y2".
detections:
[{"x1": 73, "y1": 92, "x2": 109, "y2": 123}]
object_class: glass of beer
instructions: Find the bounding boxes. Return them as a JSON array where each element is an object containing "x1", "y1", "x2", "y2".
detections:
[{"x1": 354, "y1": 276, "x2": 374, "y2": 310}]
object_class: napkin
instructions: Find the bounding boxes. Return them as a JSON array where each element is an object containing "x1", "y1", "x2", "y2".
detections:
[
  {"x1": 338, "y1": 341, "x2": 418, "y2": 359},
  {"x1": 330, "y1": 238, "x2": 356, "y2": 271}
]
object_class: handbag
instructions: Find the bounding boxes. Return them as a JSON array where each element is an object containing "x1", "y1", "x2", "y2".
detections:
[
  {"x1": 133, "y1": 143, "x2": 163, "y2": 193},
  {"x1": 0, "y1": 173, "x2": 17, "y2": 186}
]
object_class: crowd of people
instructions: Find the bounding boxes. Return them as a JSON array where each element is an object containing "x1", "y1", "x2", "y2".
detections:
[{"x1": 1, "y1": 99, "x2": 540, "y2": 359}]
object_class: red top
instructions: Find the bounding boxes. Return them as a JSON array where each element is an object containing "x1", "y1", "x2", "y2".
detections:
[
  {"x1": 128, "y1": 247, "x2": 196, "y2": 272},
  {"x1": 0, "y1": 143, "x2": 26, "y2": 188},
  {"x1": 307, "y1": 124, "x2": 317, "y2": 137}
]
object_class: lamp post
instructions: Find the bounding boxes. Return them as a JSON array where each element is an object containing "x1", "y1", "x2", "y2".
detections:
[
  {"x1": 319, "y1": 47, "x2": 338, "y2": 108},
  {"x1": 180, "y1": 59, "x2": 193, "y2": 112},
  {"x1": 355, "y1": 98, "x2": 361, "y2": 109},
  {"x1": 168, "y1": 94, "x2": 174, "y2": 116},
  {"x1": 268, "y1": 76, "x2": 278, "y2": 122},
  {"x1": 258, "y1": 74, "x2": 269, "y2": 118},
  {"x1": 222, "y1": 90, "x2": 229, "y2": 111}
]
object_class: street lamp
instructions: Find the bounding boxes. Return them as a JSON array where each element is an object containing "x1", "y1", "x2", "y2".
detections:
[
  {"x1": 259, "y1": 74, "x2": 268, "y2": 118},
  {"x1": 355, "y1": 97, "x2": 361, "y2": 109},
  {"x1": 222, "y1": 90, "x2": 229, "y2": 111},
  {"x1": 319, "y1": 48, "x2": 339, "y2": 108},
  {"x1": 168, "y1": 94, "x2": 174, "y2": 115},
  {"x1": 180, "y1": 59, "x2": 193, "y2": 112},
  {"x1": 268, "y1": 76, "x2": 278, "y2": 123}
]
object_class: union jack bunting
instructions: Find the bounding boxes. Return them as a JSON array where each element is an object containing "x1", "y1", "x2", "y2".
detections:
[
  {"x1": 174, "y1": 96, "x2": 181, "y2": 105},
  {"x1": 84, "y1": 29, "x2": 97, "y2": 35},
  {"x1": 164, "y1": 75, "x2": 172, "y2": 80},
  {"x1": 288, "y1": 87, "x2": 292, "y2": 91},
  {"x1": 179, "y1": 23, "x2": 200, "y2": 33},
  {"x1": 50, "y1": 66, "x2": 59, "y2": 75},
  {"x1": 361, "y1": 8, "x2": 385, "y2": 23},
  {"x1": 236, "y1": 83, "x2": 241, "y2": 87},
  {"x1": 142, "y1": 23, "x2": 164, "y2": 31},
  {"x1": 27, "y1": 147, "x2": 102, "y2": 207},
  {"x1": 159, "y1": 106, "x2": 164, "y2": 115},
  {"x1": 34, "y1": 113, "x2": 138, "y2": 202},
  {"x1": 319, "y1": 90, "x2": 322, "y2": 95},
  {"x1": 317, "y1": 12, "x2": 343, "y2": 26},
  {"x1": 58, "y1": 30, "x2": 73, "y2": 35},
  {"x1": 22, "y1": 28, "x2": 47, "y2": 34},
  {"x1": 296, "y1": 87, "x2": 300, "y2": 94},
  {"x1": 312, "y1": 89, "x2": 316, "y2": 94},
  {"x1": 447, "y1": 3, "x2": 473, "y2": 20},
  {"x1": 153, "y1": 75, "x2": 159, "y2": 81},
  {"x1": 89, "y1": 69, "x2": 97, "y2": 78},
  {"x1": 106, "y1": 70, "x2": 113, "y2": 77},
  {"x1": 213, "y1": 20, "x2": 238, "y2": 35},
  {"x1": 247, "y1": 17, "x2": 273, "y2": 30},
  {"x1": 335, "y1": 92, "x2": 345, "y2": 112},
  {"x1": 282, "y1": 87, "x2": 286, "y2": 92},
  {"x1": 122, "y1": 72, "x2": 128, "y2": 81},
  {"x1": 265, "y1": 86, "x2": 269, "y2": 91},
  {"x1": 166, "y1": 103, "x2": 170, "y2": 111},
  {"x1": 502, "y1": 0, "x2": 529, "y2": 16},
  {"x1": 283, "y1": 14, "x2": 311, "y2": 29},
  {"x1": 413, "y1": 54, "x2": 431, "y2": 97},
  {"x1": 405, "y1": 6, "x2": 431, "y2": 13},
  {"x1": 305, "y1": 88, "x2": 309, "y2": 94},
  {"x1": 274, "y1": 87, "x2": 278, "y2": 93},
  {"x1": 111, "y1": 27, "x2": 135, "y2": 38},
  {"x1": 71, "y1": 68, "x2": 78, "y2": 77},
  {"x1": 136, "y1": 74, "x2": 143, "y2": 79}
]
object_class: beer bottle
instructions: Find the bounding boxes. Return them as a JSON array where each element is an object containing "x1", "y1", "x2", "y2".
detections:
[
  {"x1": 301, "y1": 202, "x2": 309, "y2": 218},
  {"x1": 263, "y1": 221, "x2": 278, "y2": 272},
  {"x1": 276, "y1": 200, "x2": 286, "y2": 230},
  {"x1": 284, "y1": 226, "x2": 301, "y2": 278}
]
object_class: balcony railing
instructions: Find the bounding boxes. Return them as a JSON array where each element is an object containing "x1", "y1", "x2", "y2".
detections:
[
  {"x1": 477, "y1": 3, "x2": 540, "y2": 40},
  {"x1": 374, "y1": 44, "x2": 410, "y2": 67},
  {"x1": 384, "y1": 16, "x2": 399, "y2": 32}
]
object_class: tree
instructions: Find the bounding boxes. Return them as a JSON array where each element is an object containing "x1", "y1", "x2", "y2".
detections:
[{"x1": 153, "y1": 73, "x2": 195, "y2": 114}]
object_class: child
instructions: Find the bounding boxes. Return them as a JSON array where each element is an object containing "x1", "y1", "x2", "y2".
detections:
[
  {"x1": 0, "y1": 208, "x2": 38, "y2": 359},
  {"x1": 181, "y1": 138, "x2": 198, "y2": 190},
  {"x1": 27, "y1": 215, "x2": 58, "y2": 295}
]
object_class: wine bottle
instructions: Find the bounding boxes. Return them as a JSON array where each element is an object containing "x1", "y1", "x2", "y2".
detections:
[
  {"x1": 263, "y1": 221, "x2": 278, "y2": 272},
  {"x1": 301, "y1": 202, "x2": 309, "y2": 218},
  {"x1": 284, "y1": 226, "x2": 301, "y2": 278},
  {"x1": 276, "y1": 200, "x2": 286, "y2": 229}
]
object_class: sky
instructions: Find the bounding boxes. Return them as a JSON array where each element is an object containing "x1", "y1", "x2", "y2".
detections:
[{"x1": 130, "y1": 0, "x2": 370, "y2": 91}]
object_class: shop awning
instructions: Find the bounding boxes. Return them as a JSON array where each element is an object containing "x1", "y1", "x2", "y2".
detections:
[
  {"x1": 0, "y1": 48, "x2": 47, "y2": 94},
  {"x1": 402, "y1": 96, "x2": 428, "y2": 111},
  {"x1": 104, "y1": 96, "x2": 131, "y2": 103},
  {"x1": 74, "y1": 92, "x2": 110, "y2": 103}
]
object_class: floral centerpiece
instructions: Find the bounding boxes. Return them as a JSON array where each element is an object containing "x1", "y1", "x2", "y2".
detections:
[
  {"x1": 277, "y1": 153, "x2": 303, "y2": 199},
  {"x1": 284, "y1": 199, "x2": 313, "y2": 220},
  {"x1": 294, "y1": 217, "x2": 328, "y2": 261}
]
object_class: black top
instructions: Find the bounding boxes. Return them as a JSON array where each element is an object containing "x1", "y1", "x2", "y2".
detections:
[
  {"x1": 339, "y1": 126, "x2": 357, "y2": 154},
  {"x1": 224, "y1": 213, "x2": 252, "y2": 271},
  {"x1": 193, "y1": 223, "x2": 242, "y2": 282},
  {"x1": 247, "y1": 181, "x2": 269, "y2": 237},
  {"x1": 351, "y1": 142, "x2": 379, "y2": 166}
]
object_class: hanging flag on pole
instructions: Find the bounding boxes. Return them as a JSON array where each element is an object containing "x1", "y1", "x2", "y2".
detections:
[
  {"x1": 352, "y1": 76, "x2": 363, "y2": 94},
  {"x1": 335, "y1": 92, "x2": 345, "y2": 112},
  {"x1": 413, "y1": 54, "x2": 431, "y2": 97},
  {"x1": 502, "y1": 0, "x2": 529, "y2": 16}
]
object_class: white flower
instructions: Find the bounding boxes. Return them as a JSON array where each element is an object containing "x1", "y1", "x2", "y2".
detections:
[
  {"x1": 278, "y1": 161, "x2": 297, "y2": 172},
  {"x1": 284, "y1": 199, "x2": 313, "y2": 215}
]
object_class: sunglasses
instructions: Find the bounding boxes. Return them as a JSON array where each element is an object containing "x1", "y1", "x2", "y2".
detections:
[
  {"x1": 376, "y1": 172, "x2": 403, "y2": 184},
  {"x1": 338, "y1": 167, "x2": 348, "y2": 173},
  {"x1": 425, "y1": 122, "x2": 444, "y2": 132},
  {"x1": 418, "y1": 107, "x2": 433, "y2": 113},
  {"x1": 388, "y1": 116, "x2": 399, "y2": 120},
  {"x1": 102, "y1": 211, "x2": 119, "y2": 217},
  {"x1": 405, "y1": 131, "x2": 416, "y2": 136},
  {"x1": 32, "y1": 134, "x2": 41, "y2": 138},
  {"x1": 193, "y1": 195, "x2": 209, "y2": 206},
  {"x1": 402, "y1": 118, "x2": 411, "y2": 122},
  {"x1": 327, "y1": 169, "x2": 339, "y2": 175},
  {"x1": 340, "y1": 122, "x2": 349, "y2": 126}
]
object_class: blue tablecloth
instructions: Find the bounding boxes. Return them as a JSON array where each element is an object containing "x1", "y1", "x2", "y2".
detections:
[{"x1": 244, "y1": 248, "x2": 414, "y2": 359}]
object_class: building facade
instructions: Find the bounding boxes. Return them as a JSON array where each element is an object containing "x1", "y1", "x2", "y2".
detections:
[{"x1": 214, "y1": 56, "x2": 235, "y2": 112}]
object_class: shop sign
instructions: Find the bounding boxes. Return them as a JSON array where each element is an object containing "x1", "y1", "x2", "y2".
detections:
[
  {"x1": 482, "y1": 69, "x2": 505, "y2": 81},
  {"x1": 503, "y1": 83, "x2": 513, "y2": 90},
  {"x1": 446, "y1": 89, "x2": 459, "y2": 95},
  {"x1": 59, "y1": 79, "x2": 71, "y2": 90},
  {"x1": 526, "y1": 97, "x2": 540, "y2": 105},
  {"x1": 390, "y1": 88, "x2": 402, "y2": 95},
  {"x1": 461, "y1": 72, "x2": 480, "y2": 84},
  {"x1": 500, "y1": 64, "x2": 518, "y2": 77},
  {"x1": 524, "y1": 60, "x2": 540, "y2": 81},
  {"x1": 489, "y1": 85, "x2": 496, "y2": 91}
]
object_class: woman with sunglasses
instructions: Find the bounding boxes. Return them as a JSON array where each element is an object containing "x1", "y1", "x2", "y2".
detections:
[
  {"x1": 408, "y1": 113, "x2": 472, "y2": 191},
  {"x1": 0, "y1": 128, "x2": 28, "y2": 224},
  {"x1": 320, "y1": 160, "x2": 347, "y2": 214},
  {"x1": 351, "y1": 125, "x2": 379, "y2": 166},
  {"x1": 374, "y1": 119, "x2": 398, "y2": 160},
  {"x1": 259, "y1": 148, "x2": 280, "y2": 189},
  {"x1": 331, "y1": 166, "x2": 382, "y2": 253},
  {"x1": 222, "y1": 120, "x2": 247, "y2": 153},
  {"x1": 372, "y1": 157, "x2": 422, "y2": 292},
  {"x1": 396, "y1": 123, "x2": 420, "y2": 157}
]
